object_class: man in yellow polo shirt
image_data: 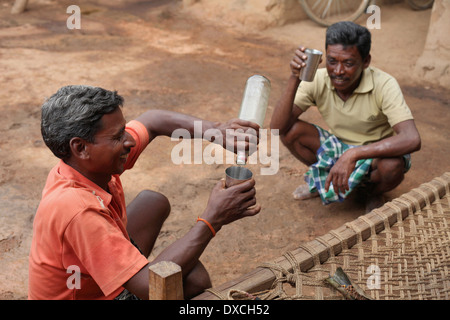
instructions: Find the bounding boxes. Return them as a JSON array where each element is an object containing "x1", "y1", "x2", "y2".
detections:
[{"x1": 271, "y1": 21, "x2": 421, "y2": 212}]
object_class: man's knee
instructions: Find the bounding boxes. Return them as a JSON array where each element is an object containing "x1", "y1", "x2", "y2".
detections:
[
  {"x1": 136, "y1": 190, "x2": 171, "y2": 219},
  {"x1": 183, "y1": 261, "x2": 212, "y2": 299},
  {"x1": 280, "y1": 130, "x2": 296, "y2": 148},
  {"x1": 280, "y1": 120, "x2": 313, "y2": 147},
  {"x1": 378, "y1": 157, "x2": 404, "y2": 175},
  {"x1": 280, "y1": 120, "x2": 320, "y2": 150},
  {"x1": 126, "y1": 190, "x2": 171, "y2": 257},
  {"x1": 372, "y1": 157, "x2": 405, "y2": 187}
]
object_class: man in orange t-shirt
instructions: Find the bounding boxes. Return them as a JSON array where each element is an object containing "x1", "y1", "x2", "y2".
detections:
[{"x1": 29, "y1": 85, "x2": 261, "y2": 300}]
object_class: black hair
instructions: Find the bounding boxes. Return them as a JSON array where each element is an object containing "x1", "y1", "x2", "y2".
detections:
[{"x1": 325, "y1": 21, "x2": 371, "y2": 60}]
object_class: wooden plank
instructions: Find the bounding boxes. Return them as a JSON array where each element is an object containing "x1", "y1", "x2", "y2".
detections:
[
  {"x1": 149, "y1": 261, "x2": 184, "y2": 300},
  {"x1": 193, "y1": 173, "x2": 449, "y2": 300}
]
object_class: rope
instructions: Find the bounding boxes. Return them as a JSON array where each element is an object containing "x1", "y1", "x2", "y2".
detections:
[{"x1": 211, "y1": 172, "x2": 450, "y2": 300}]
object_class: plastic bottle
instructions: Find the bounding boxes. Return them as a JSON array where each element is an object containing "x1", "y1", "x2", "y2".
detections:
[{"x1": 236, "y1": 75, "x2": 271, "y2": 165}]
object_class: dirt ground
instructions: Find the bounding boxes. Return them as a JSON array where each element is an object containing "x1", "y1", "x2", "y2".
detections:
[{"x1": 0, "y1": 0, "x2": 449, "y2": 300}]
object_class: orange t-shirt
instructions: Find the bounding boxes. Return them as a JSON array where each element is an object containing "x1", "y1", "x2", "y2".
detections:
[{"x1": 28, "y1": 120, "x2": 151, "y2": 300}]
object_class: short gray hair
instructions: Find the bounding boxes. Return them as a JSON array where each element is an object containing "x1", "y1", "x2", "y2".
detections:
[{"x1": 41, "y1": 85, "x2": 124, "y2": 159}]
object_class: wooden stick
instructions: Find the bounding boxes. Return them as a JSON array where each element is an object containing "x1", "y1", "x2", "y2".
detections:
[
  {"x1": 149, "y1": 261, "x2": 184, "y2": 300},
  {"x1": 11, "y1": 0, "x2": 29, "y2": 14}
]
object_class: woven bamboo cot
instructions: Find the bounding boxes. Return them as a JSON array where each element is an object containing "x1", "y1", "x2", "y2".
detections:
[{"x1": 193, "y1": 172, "x2": 450, "y2": 300}]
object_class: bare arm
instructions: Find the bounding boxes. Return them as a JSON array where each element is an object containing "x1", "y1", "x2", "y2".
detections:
[
  {"x1": 123, "y1": 179, "x2": 261, "y2": 300},
  {"x1": 122, "y1": 263, "x2": 149, "y2": 300},
  {"x1": 325, "y1": 119, "x2": 421, "y2": 194},
  {"x1": 270, "y1": 46, "x2": 309, "y2": 135},
  {"x1": 150, "y1": 178, "x2": 260, "y2": 273},
  {"x1": 344, "y1": 119, "x2": 420, "y2": 160},
  {"x1": 135, "y1": 110, "x2": 260, "y2": 153},
  {"x1": 270, "y1": 74, "x2": 303, "y2": 135}
]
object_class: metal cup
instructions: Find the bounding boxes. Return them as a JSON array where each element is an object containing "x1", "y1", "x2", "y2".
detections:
[
  {"x1": 299, "y1": 48, "x2": 323, "y2": 82},
  {"x1": 225, "y1": 166, "x2": 253, "y2": 188}
]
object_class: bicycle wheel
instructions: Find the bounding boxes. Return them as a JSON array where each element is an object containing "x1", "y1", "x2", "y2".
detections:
[
  {"x1": 299, "y1": 0, "x2": 371, "y2": 27},
  {"x1": 406, "y1": 0, "x2": 434, "y2": 10}
]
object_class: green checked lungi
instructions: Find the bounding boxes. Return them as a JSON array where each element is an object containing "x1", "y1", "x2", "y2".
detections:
[{"x1": 304, "y1": 126, "x2": 411, "y2": 205}]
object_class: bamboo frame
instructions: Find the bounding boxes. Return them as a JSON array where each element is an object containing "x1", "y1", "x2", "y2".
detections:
[{"x1": 193, "y1": 172, "x2": 450, "y2": 300}]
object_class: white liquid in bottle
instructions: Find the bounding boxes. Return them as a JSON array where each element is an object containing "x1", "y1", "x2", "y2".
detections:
[{"x1": 236, "y1": 75, "x2": 271, "y2": 165}]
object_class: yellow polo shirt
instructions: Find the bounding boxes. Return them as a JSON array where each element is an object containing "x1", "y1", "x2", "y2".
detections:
[{"x1": 293, "y1": 67, "x2": 414, "y2": 145}]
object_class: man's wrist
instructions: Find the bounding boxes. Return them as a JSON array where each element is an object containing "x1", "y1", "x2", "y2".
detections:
[
  {"x1": 202, "y1": 121, "x2": 222, "y2": 143},
  {"x1": 289, "y1": 73, "x2": 301, "y2": 82},
  {"x1": 346, "y1": 146, "x2": 361, "y2": 162},
  {"x1": 197, "y1": 217, "x2": 216, "y2": 237},
  {"x1": 197, "y1": 213, "x2": 222, "y2": 235}
]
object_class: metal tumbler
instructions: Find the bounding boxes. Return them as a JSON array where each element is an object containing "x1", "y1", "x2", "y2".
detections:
[
  {"x1": 225, "y1": 166, "x2": 253, "y2": 188},
  {"x1": 299, "y1": 48, "x2": 323, "y2": 82}
]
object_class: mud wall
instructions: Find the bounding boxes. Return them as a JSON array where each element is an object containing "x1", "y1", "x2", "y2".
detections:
[
  {"x1": 184, "y1": 0, "x2": 448, "y2": 88},
  {"x1": 183, "y1": 0, "x2": 307, "y2": 29},
  {"x1": 413, "y1": 0, "x2": 450, "y2": 88},
  {"x1": 182, "y1": 0, "x2": 404, "y2": 29}
]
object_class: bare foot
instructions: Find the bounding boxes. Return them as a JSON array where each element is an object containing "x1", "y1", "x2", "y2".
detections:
[
  {"x1": 293, "y1": 184, "x2": 319, "y2": 200},
  {"x1": 365, "y1": 194, "x2": 385, "y2": 213}
]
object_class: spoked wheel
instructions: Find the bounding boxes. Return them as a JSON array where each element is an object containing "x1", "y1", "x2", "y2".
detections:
[
  {"x1": 299, "y1": 0, "x2": 371, "y2": 27},
  {"x1": 406, "y1": 0, "x2": 434, "y2": 10}
]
